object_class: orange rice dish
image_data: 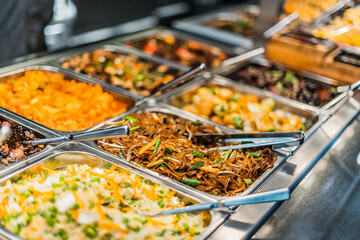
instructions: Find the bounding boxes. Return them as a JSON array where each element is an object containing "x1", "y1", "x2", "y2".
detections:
[{"x1": 0, "y1": 70, "x2": 130, "y2": 131}]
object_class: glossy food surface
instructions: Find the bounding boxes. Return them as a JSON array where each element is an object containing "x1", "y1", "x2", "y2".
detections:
[
  {"x1": 62, "y1": 49, "x2": 181, "y2": 96},
  {"x1": 176, "y1": 87, "x2": 304, "y2": 132},
  {"x1": 98, "y1": 112, "x2": 277, "y2": 196},
  {"x1": 225, "y1": 64, "x2": 339, "y2": 107},
  {"x1": 0, "y1": 70, "x2": 130, "y2": 131},
  {"x1": 126, "y1": 33, "x2": 228, "y2": 68}
]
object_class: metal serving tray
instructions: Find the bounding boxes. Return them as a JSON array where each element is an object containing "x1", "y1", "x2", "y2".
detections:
[
  {"x1": 83, "y1": 102, "x2": 291, "y2": 202},
  {"x1": 112, "y1": 27, "x2": 245, "y2": 69},
  {"x1": 52, "y1": 44, "x2": 189, "y2": 99},
  {"x1": 0, "y1": 65, "x2": 136, "y2": 136},
  {"x1": 216, "y1": 55, "x2": 350, "y2": 114},
  {"x1": 0, "y1": 107, "x2": 63, "y2": 179},
  {"x1": 172, "y1": 3, "x2": 258, "y2": 48},
  {"x1": 160, "y1": 75, "x2": 323, "y2": 137},
  {"x1": 0, "y1": 143, "x2": 228, "y2": 240}
]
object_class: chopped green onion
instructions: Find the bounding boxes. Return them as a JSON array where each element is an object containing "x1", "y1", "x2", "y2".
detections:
[
  {"x1": 189, "y1": 162, "x2": 204, "y2": 170},
  {"x1": 153, "y1": 139, "x2": 161, "y2": 155},
  {"x1": 183, "y1": 223, "x2": 190, "y2": 232},
  {"x1": 163, "y1": 157, "x2": 170, "y2": 160},
  {"x1": 245, "y1": 152, "x2": 261, "y2": 158},
  {"x1": 232, "y1": 116, "x2": 243, "y2": 129},
  {"x1": 231, "y1": 93, "x2": 240, "y2": 102},
  {"x1": 182, "y1": 177, "x2": 201, "y2": 186},
  {"x1": 215, "y1": 148, "x2": 233, "y2": 164},
  {"x1": 301, "y1": 123, "x2": 306, "y2": 132},
  {"x1": 266, "y1": 129, "x2": 276, "y2": 132},
  {"x1": 130, "y1": 126, "x2": 140, "y2": 131},
  {"x1": 223, "y1": 149, "x2": 233, "y2": 160},
  {"x1": 157, "y1": 197, "x2": 165, "y2": 208},
  {"x1": 190, "y1": 120, "x2": 201, "y2": 125},
  {"x1": 243, "y1": 178, "x2": 253, "y2": 185},
  {"x1": 209, "y1": 88, "x2": 216, "y2": 95},
  {"x1": 124, "y1": 66, "x2": 132, "y2": 73},
  {"x1": 191, "y1": 150, "x2": 202, "y2": 158},
  {"x1": 72, "y1": 203, "x2": 80, "y2": 210},
  {"x1": 155, "y1": 231, "x2": 166, "y2": 237},
  {"x1": 57, "y1": 229, "x2": 68, "y2": 240},
  {"x1": 125, "y1": 116, "x2": 137, "y2": 122},
  {"x1": 83, "y1": 225, "x2": 98, "y2": 239},
  {"x1": 166, "y1": 148, "x2": 173, "y2": 154},
  {"x1": 125, "y1": 182, "x2": 131, "y2": 188}
]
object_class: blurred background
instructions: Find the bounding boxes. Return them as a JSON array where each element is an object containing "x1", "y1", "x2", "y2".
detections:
[{"x1": 0, "y1": 0, "x2": 243, "y2": 66}]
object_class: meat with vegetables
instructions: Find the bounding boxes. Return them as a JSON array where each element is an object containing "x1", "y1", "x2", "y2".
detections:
[
  {"x1": 225, "y1": 64, "x2": 339, "y2": 107},
  {"x1": 0, "y1": 120, "x2": 44, "y2": 166},
  {"x1": 126, "y1": 33, "x2": 228, "y2": 68},
  {"x1": 62, "y1": 49, "x2": 181, "y2": 96},
  {"x1": 205, "y1": 7, "x2": 258, "y2": 37}
]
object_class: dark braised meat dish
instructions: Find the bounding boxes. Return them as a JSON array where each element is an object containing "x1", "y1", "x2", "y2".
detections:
[
  {"x1": 226, "y1": 64, "x2": 339, "y2": 107},
  {"x1": 0, "y1": 120, "x2": 44, "y2": 165}
]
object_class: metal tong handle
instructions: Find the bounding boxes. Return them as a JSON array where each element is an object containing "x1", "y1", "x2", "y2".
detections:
[
  {"x1": 146, "y1": 188, "x2": 289, "y2": 217},
  {"x1": 196, "y1": 131, "x2": 305, "y2": 151},
  {"x1": 149, "y1": 63, "x2": 206, "y2": 96},
  {"x1": 24, "y1": 125, "x2": 130, "y2": 146},
  {"x1": 263, "y1": 12, "x2": 298, "y2": 39}
]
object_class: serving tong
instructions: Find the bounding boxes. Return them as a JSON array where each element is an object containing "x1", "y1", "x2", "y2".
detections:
[
  {"x1": 24, "y1": 125, "x2": 130, "y2": 146},
  {"x1": 145, "y1": 188, "x2": 290, "y2": 217},
  {"x1": 195, "y1": 131, "x2": 305, "y2": 151}
]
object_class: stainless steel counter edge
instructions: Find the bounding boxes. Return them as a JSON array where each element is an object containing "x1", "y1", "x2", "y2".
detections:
[{"x1": 208, "y1": 92, "x2": 360, "y2": 240}]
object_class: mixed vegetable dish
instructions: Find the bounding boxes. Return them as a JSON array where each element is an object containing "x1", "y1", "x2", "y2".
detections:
[
  {"x1": 62, "y1": 49, "x2": 181, "y2": 96},
  {"x1": 0, "y1": 164, "x2": 208, "y2": 240},
  {"x1": 126, "y1": 33, "x2": 228, "y2": 68},
  {"x1": 175, "y1": 86, "x2": 305, "y2": 132}
]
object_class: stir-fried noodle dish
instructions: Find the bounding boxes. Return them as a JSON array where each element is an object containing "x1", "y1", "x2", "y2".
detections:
[{"x1": 98, "y1": 111, "x2": 277, "y2": 197}]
